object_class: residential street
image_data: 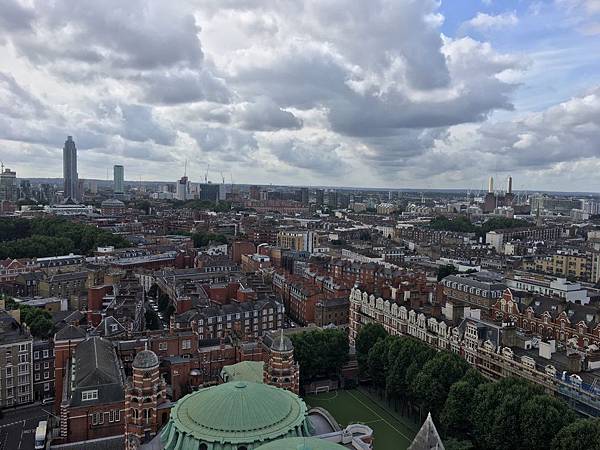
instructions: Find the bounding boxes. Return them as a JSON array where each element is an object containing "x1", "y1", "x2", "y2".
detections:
[{"x1": 0, "y1": 404, "x2": 52, "y2": 450}]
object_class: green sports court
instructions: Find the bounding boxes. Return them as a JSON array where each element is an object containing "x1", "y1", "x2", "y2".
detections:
[{"x1": 304, "y1": 389, "x2": 418, "y2": 450}]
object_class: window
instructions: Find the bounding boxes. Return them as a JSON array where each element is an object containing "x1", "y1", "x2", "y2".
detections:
[
  {"x1": 109, "y1": 410, "x2": 115, "y2": 423},
  {"x1": 115, "y1": 409, "x2": 120, "y2": 422},
  {"x1": 92, "y1": 413, "x2": 100, "y2": 425},
  {"x1": 44, "y1": 371, "x2": 49, "y2": 380},
  {"x1": 19, "y1": 343, "x2": 28, "y2": 353},
  {"x1": 19, "y1": 354, "x2": 28, "y2": 363},
  {"x1": 35, "y1": 373, "x2": 40, "y2": 381},
  {"x1": 44, "y1": 383, "x2": 50, "y2": 392},
  {"x1": 44, "y1": 362, "x2": 50, "y2": 369},
  {"x1": 181, "y1": 339, "x2": 191, "y2": 350},
  {"x1": 43, "y1": 350, "x2": 49, "y2": 358},
  {"x1": 159, "y1": 342, "x2": 167, "y2": 351},
  {"x1": 34, "y1": 363, "x2": 40, "y2": 371},
  {"x1": 82, "y1": 390, "x2": 98, "y2": 401},
  {"x1": 34, "y1": 351, "x2": 39, "y2": 360}
]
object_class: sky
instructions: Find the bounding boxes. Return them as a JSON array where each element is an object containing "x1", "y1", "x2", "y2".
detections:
[{"x1": 0, "y1": 0, "x2": 599, "y2": 192}]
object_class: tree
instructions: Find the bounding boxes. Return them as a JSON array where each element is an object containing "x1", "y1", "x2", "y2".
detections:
[
  {"x1": 19, "y1": 305, "x2": 54, "y2": 338},
  {"x1": 291, "y1": 329, "x2": 349, "y2": 383},
  {"x1": 441, "y1": 369, "x2": 486, "y2": 440},
  {"x1": 551, "y1": 418, "x2": 600, "y2": 450},
  {"x1": 437, "y1": 264, "x2": 459, "y2": 281},
  {"x1": 145, "y1": 309, "x2": 161, "y2": 330},
  {"x1": 191, "y1": 231, "x2": 228, "y2": 248},
  {"x1": 158, "y1": 293, "x2": 170, "y2": 312},
  {"x1": 443, "y1": 438, "x2": 474, "y2": 450},
  {"x1": 471, "y1": 377, "x2": 544, "y2": 450},
  {"x1": 385, "y1": 338, "x2": 434, "y2": 398},
  {"x1": 367, "y1": 338, "x2": 390, "y2": 387},
  {"x1": 0, "y1": 217, "x2": 130, "y2": 258},
  {"x1": 520, "y1": 395, "x2": 576, "y2": 450},
  {"x1": 355, "y1": 323, "x2": 387, "y2": 375},
  {"x1": 410, "y1": 352, "x2": 470, "y2": 418}
]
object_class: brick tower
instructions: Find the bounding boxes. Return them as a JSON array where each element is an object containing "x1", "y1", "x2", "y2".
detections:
[
  {"x1": 263, "y1": 329, "x2": 300, "y2": 394},
  {"x1": 125, "y1": 345, "x2": 167, "y2": 449}
]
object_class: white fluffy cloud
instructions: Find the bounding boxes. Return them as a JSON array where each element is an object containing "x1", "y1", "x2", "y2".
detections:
[{"x1": 465, "y1": 12, "x2": 518, "y2": 31}]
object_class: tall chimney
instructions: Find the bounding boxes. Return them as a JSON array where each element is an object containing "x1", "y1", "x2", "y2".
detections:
[
  {"x1": 507, "y1": 176, "x2": 513, "y2": 194},
  {"x1": 488, "y1": 176, "x2": 494, "y2": 193}
]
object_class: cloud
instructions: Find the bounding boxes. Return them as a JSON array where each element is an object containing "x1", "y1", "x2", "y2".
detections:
[
  {"x1": 464, "y1": 12, "x2": 519, "y2": 31},
  {"x1": 0, "y1": 0, "x2": 596, "y2": 190},
  {"x1": 234, "y1": 98, "x2": 303, "y2": 131}
]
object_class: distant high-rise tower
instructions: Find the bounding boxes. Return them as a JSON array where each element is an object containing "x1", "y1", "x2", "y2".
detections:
[
  {"x1": 0, "y1": 165, "x2": 18, "y2": 202},
  {"x1": 315, "y1": 189, "x2": 324, "y2": 207},
  {"x1": 62, "y1": 136, "x2": 79, "y2": 200},
  {"x1": 488, "y1": 176, "x2": 494, "y2": 193},
  {"x1": 507, "y1": 176, "x2": 513, "y2": 194},
  {"x1": 114, "y1": 165, "x2": 124, "y2": 194}
]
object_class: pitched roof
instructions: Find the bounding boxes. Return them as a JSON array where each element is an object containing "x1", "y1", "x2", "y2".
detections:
[
  {"x1": 55, "y1": 324, "x2": 86, "y2": 341},
  {"x1": 70, "y1": 336, "x2": 124, "y2": 406},
  {"x1": 408, "y1": 413, "x2": 445, "y2": 450}
]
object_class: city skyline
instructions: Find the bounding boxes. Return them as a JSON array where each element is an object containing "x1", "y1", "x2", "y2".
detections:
[{"x1": 0, "y1": 1, "x2": 599, "y2": 191}]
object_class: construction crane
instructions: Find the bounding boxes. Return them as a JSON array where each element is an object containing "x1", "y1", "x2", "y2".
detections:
[
  {"x1": 220, "y1": 171, "x2": 225, "y2": 184},
  {"x1": 205, "y1": 164, "x2": 210, "y2": 183}
]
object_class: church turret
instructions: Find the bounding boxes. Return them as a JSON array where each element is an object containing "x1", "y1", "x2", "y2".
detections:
[
  {"x1": 263, "y1": 329, "x2": 300, "y2": 394},
  {"x1": 125, "y1": 345, "x2": 168, "y2": 449}
]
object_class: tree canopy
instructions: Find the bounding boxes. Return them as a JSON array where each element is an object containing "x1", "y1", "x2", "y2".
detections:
[
  {"x1": 0, "y1": 217, "x2": 129, "y2": 259},
  {"x1": 356, "y1": 327, "x2": 580, "y2": 450},
  {"x1": 290, "y1": 328, "x2": 349, "y2": 382},
  {"x1": 429, "y1": 215, "x2": 532, "y2": 237},
  {"x1": 355, "y1": 322, "x2": 387, "y2": 375}
]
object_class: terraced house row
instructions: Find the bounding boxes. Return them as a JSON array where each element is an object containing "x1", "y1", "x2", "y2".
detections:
[{"x1": 349, "y1": 286, "x2": 600, "y2": 417}]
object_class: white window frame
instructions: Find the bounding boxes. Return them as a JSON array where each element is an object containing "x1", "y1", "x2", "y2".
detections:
[{"x1": 82, "y1": 389, "x2": 99, "y2": 401}]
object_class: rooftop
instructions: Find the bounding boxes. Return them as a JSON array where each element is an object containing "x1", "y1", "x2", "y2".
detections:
[{"x1": 160, "y1": 381, "x2": 311, "y2": 449}]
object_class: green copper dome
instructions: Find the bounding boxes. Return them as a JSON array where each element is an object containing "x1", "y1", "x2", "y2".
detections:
[
  {"x1": 255, "y1": 437, "x2": 347, "y2": 450},
  {"x1": 161, "y1": 381, "x2": 312, "y2": 450}
]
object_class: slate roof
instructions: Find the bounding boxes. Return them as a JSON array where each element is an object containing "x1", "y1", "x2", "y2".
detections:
[
  {"x1": 55, "y1": 324, "x2": 86, "y2": 341},
  {"x1": 94, "y1": 315, "x2": 126, "y2": 337},
  {"x1": 0, "y1": 311, "x2": 31, "y2": 345},
  {"x1": 69, "y1": 336, "x2": 124, "y2": 407}
]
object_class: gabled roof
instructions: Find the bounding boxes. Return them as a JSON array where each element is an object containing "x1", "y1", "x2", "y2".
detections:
[
  {"x1": 55, "y1": 324, "x2": 86, "y2": 341},
  {"x1": 94, "y1": 315, "x2": 126, "y2": 337},
  {"x1": 70, "y1": 336, "x2": 124, "y2": 407}
]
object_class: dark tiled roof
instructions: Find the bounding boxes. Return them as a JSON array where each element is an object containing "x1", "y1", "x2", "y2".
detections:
[
  {"x1": 70, "y1": 336, "x2": 124, "y2": 407},
  {"x1": 55, "y1": 324, "x2": 87, "y2": 341},
  {"x1": 0, "y1": 311, "x2": 31, "y2": 345}
]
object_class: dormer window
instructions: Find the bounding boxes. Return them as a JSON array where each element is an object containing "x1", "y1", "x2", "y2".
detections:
[{"x1": 82, "y1": 389, "x2": 98, "y2": 401}]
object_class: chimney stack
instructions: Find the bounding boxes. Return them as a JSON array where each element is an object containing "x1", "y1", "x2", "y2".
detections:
[
  {"x1": 488, "y1": 176, "x2": 494, "y2": 193},
  {"x1": 507, "y1": 176, "x2": 513, "y2": 194}
]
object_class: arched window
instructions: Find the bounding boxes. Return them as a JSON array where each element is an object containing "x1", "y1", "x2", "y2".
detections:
[{"x1": 199, "y1": 444, "x2": 208, "y2": 450}]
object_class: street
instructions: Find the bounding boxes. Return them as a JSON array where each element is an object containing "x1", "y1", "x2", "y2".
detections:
[{"x1": 0, "y1": 404, "x2": 51, "y2": 450}]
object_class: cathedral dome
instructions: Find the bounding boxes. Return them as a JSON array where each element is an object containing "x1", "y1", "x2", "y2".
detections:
[
  {"x1": 255, "y1": 437, "x2": 348, "y2": 449},
  {"x1": 160, "y1": 381, "x2": 311, "y2": 450}
]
